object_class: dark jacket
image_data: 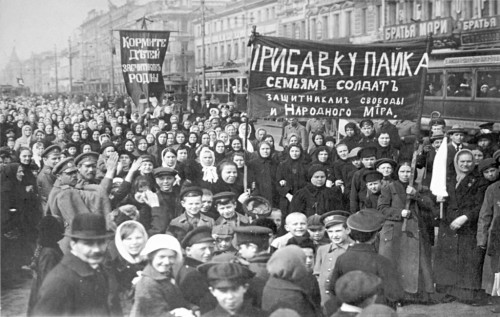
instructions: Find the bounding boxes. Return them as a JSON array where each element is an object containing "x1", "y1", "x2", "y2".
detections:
[
  {"x1": 290, "y1": 183, "x2": 344, "y2": 217},
  {"x1": 131, "y1": 264, "x2": 193, "y2": 317},
  {"x1": 32, "y1": 253, "x2": 121, "y2": 317},
  {"x1": 202, "y1": 302, "x2": 266, "y2": 317}
]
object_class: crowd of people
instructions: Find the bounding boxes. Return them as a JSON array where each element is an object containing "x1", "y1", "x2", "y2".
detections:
[{"x1": 2, "y1": 92, "x2": 500, "y2": 316}]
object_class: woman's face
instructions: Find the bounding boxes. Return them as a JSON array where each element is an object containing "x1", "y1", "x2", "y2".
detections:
[
  {"x1": 33, "y1": 144, "x2": 44, "y2": 156},
  {"x1": 264, "y1": 137, "x2": 274, "y2": 147},
  {"x1": 219, "y1": 133, "x2": 228, "y2": 143},
  {"x1": 68, "y1": 147, "x2": 77, "y2": 156},
  {"x1": 123, "y1": 141, "x2": 133, "y2": 152},
  {"x1": 176, "y1": 133, "x2": 185, "y2": 144},
  {"x1": 146, "y1": 134, "x2": 155, "y2": 144},
  {"x1": 24, "y1": 126, "x2": 32, "y2": 136},
  {"x1": 158, "y1": 133, "x2": 167, "y2": 145},
  {"x1": 16, "y1": 165, "x2": 24, "y2": 181},
  {"x1": 104, "y1": 146, "x2": 115, "y2": 158},
  {"x1": 226, "y1": 125, "x2": 236, "y2": 136},
  {"x1": 45, "y1": 125, "x2": 53, "y2": 134},
  {"x1": 71, "y1": 132, "x2": 80, "y2": 142},
  {"x1": 137, "y1": 139, "x2": 148, "y2": 151},
  {"x1": 289, "y1": 147, "x2": 301, "y2": 160},
  {"x1": 200, "y1": 151, "x2": 214, "y2": 166},
  {"x1": 92, "y1": 131, "x2": 100, "y2": 140},
  {"x1": 377, "y1": 163, "x2": 393, "y2": 177},
  {"x1": 177, "y1": 149, "x2": 188, "y2": 162},
  {"x1": 57, "y1": 130, "x2": 65, "y2": 139},
  {"x1": 141, "y1": 161, "x2": 154, "y2": 174},
  {"x1": 201, "y1": 134, "x2": 210, "y2": 145},
  {"x1": 259, "y1": 143, "x2": 271, "y2": 158},
  {"x1": 311, "y1": 171, "x2": 326, "y2": 187},
  {"x1": 336, "y1": 145, "x2": 349, "y2": 160},
  {"x1": 317, "y1": 150, "x2": 329, "y2": 163},
  {"x1": 81, "y1": 130, "x2": 89, "y2": 139},
  {"x1": 289, "y1": 136, "x2": 298, "y2": 145},
  {"x1": 189, "y1": 134, "x2": 198, "y2": 144},
  {"x1": 233, "y1": 155, "x2": 245, "y2": 168},
  {"x1": 35, "y1": 131, "x2": 45, "y2": 141},
  {"x1": 126, "y1": 131, "x2": 134, "y2": 139},
  {"x1": 122, "y1": 229, "x2": 146, "y2": 256},
  {"x1": 398, "y1": 165, "x2": 412, "y2": 183},
  {"x1": 150, "y1": 126, "x2": 159, "y2": 136},
  {"x1": 115, "y1": 126, "x2": 123, "y2": 136},
  {"x1": 346, "y1": 127, "x2": 355, "y2": 137},
  {"x1": 472, "y1": 149, "x2": 484, "y2": 164},
  {"x1": 151, "y1": 248, "x2": 177, "y2": 274},
  {"x1": 215, "y1": 142, "x2": 225, "y2": 154},
  {"x1": 164, "y1": 152, "x2": 177, "y2": 167},
  {"x1": 378, "y1": 133, "x2": 390, "y2": 147},
  {"x1": 232, "y1": 139, "x2": 242, "y2": 151},
  {"x1": 19, "y1": 149, "x2": 32, "y2": 165},
  {"x1": 166, "y1": 133, "x2": 175, "y2": 146},
  {"x1": 314, "y1": 134, "x2": 324, "y2": 145},
  {"x1": 221, "y1": 165, "x2": 238, "y2": 183},
  {"x1": 135, "y1": 125, "x2": 143, "y2": 134},
  {"x1": 82, "y1": 144, "x2": 92, "y2": 153}
]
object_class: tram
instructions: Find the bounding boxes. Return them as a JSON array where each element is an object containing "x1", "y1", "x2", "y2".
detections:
[{"x1": 195, "y1": 67, "x2": 248, "y2": 110}]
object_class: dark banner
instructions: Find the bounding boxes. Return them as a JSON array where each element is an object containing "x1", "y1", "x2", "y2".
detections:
[
  {"x1": 119, "y1": 30, "x2": 170, "y2": 109},
  {"x1": 248, "y1": 35, "x2": 429, "y2": 119}
]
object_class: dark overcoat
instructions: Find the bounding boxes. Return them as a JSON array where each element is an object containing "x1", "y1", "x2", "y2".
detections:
[
  {"x1": 434, "y1": 172, "x2": 486, "y2": 290},
  {"x1": 377, "y1": 180, "x2": 435, "y2": 294},
  {"x1": 290, "y1": 184, "x2": 344, "y2": 217},
  {"x1": 32, "y1": 253, "x2": 121, "y2": 317}
]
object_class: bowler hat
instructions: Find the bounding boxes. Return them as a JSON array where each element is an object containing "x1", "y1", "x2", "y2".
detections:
[{"x1": 65, "y1": 213, "x2": 113, "y2": 240}]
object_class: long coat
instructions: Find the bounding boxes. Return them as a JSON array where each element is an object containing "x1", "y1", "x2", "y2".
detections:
[
  {"x1": 377, "y1": 180, "x2": 435, "y2": 294},
  {"x1": 434, "y1": 172, "x2": 486, "y2": 290},
  {"x1": 290, "y1": 183, "x2": 344, "y2": 217},
  {"x1": 32, "y1": 253, "x2": 121, "y2": 317},
  {"x1": 248, "y1": 156, "x2": 279, "y2": 207}
]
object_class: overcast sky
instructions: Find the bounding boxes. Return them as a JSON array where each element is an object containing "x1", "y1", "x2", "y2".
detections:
[{"x1": 0, "y1": 0, "x2": 125, "y2": 70}]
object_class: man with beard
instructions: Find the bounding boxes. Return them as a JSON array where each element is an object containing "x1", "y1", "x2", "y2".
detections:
[
  {"x1": 32, "y1": 213, "x2": 121, "y2": 316},
  {"x1": 150, "y1": 167, "x2": 179, "y2": 235}
]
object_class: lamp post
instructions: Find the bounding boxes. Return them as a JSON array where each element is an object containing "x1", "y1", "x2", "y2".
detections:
[
  {"x1": 54, "y1": 45, "x2": 59, "y2": 94},
  {"x1": 69, "y1": 38, "x2": 73, "y2": 93}
]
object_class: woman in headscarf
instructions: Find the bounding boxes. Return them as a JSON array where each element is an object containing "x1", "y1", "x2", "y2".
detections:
[
  {"x1": 43, "y1": 124, "x2": 56, "y2": 144},
  {"x1": 375, "y1": 130, "x2": 400, "y2": 162},
  {"x1": 105, "y1": 220, "x2": 148, "y2": 312},
  {"x1": 14, "y1": 124, "x2": 33, "y2": 151},
  {"x1": 434, "y1": 149, "x2": 487, "y2": 305},
  {"x1": 89, "y1": 129, "x2": 101, "y2": 152},
  {"x1": 226, "y1": 136, "x2": 251, "y2": 161},
  {"x1": 308, "y1": 132, "x2": 325, "y2": 156},
  {"x1": 212, "y1": 140, "x2": 227, "y2": 165},
  {"x1": 290, "y1": 165, "x2": 345, "y2": 217},
  {"x1": 262, "y1": 134, "x2": 284, "y2": 163},
  {"x1": 133, "y1": 137, "x2": 149, "y2": 158},
  {"x1": 378, "y1": 161, "x2": 436, "y2": 304},
  {"x1": 248, "y1": 141, "x2": 279, "y2": 207},
  {"x1": 130, "y1": 234, "x2": 197, "y2": 317},
  {"x1": 185, "y1": 146, "x2": 218, "y2": 191},
  {"x1": 147, "y1": 131, "x2": 168, "y2": 165},
  {"x1": 52, "y1": 129, "x2": 68, "y2": 149},
  {"x1": 340, "y1": 121, "x2": 361, "y2": 151},
  {"x1": 161, "y1": 147, "x2": 186, "y2": 184},
  {"x1": 276, "y1": 144, "x2": 308, "y2": 214},
  {"x1": 310, "y1": 146, "x2": 335, "y2": 186}
]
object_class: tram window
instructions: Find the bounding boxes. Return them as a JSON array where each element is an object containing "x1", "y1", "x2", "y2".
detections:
[
  {"x1": 446, "y1": 71, "x2": 472, "y2": 97},
  {"x1": 242, "y1": 78, "x2": 248, "y2": 93},
  {"x1": 477, "y1": 71, "x2": 500, "y2": 98},
  {"x1": 425, "y1": 73, "x2": 444, "y2": 96},
  {"x1": 214, "y1": 79, "x2": 223, "y2": 92}
]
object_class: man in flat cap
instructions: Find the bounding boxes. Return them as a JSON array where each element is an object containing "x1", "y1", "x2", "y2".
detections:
[
  {"x1": 213, "y1": 192, "x2": 249, "y2": 227},
  {"x1": 331, "y1": 270, "x2": 383, "y2": 317},
  {"x1": 177, "y1": 226, "x2": 217, "y2": 314},
  {"x1": 212, "y1": 224, "x2": 237, "y2": 257},
  {"x1": 36, "y1": 144, "x2": 61, "y2": 210},
  {"x1": 47, "y1": 158, "x2": 112, "y2": 253},
  {"x1": 362, "y1": 170, "x2": 384, "y2": 209},
  {"x1": 170, "y1": 187, "x2": 215, "y2": 232},
  {"x1": 198, "y1": 262, "x2": 265, "y2": 317},
  {"x1": 358, "y1": 119, "x2": 377, "y2": 147},
  {"x1": 329, "y1": 209, "x2": 403, "y2": 308},
  {"x1": 150, "y1": 166, "x2": 179, "y2": 235},
  {"x1": 233, "y1": 226, "x2": 273, "y2": 281},
  {"x1": 32, "y1": 213, "x2": 121, "y2": 316},
  {"x1": 349, "y1": 146, "x2": 377, "y2": 213},
  {"x1": 314, "y1": 210, "x2": 352, "y2": 314}
]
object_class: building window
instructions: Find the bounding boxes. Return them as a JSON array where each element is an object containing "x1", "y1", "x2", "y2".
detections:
[
  {"x1": 214, "y1": 46, "x2": 218, "y2": 62},
  {"x1": 361, "y1": 8, "x2": 367, "y2": 34},
  {"x1": 333, "y1": 13, "x2": 340, "y2": 37},
  {"x1": 376, "y1": 5, "x2": 382, "y2": 29},
  {"x1": 345, "y1": 11, "x2": 352, "y2": 36},
  {"x1": 311, "y1": 18, "x2": 316, "y2": 40},
  {"x1": 283, "y1": 24, "x2": 288, "y2": 37},
  {"x1": 301, "y1": 21, "x2": 306, "y2": 39},
  {"x1": 234, "y1": 42, "x2": 239, "y2": 59},
  {"x1": 322, "y1": 15, "x2": 329, "y2": 38},
  {"x1": 266, "y1": 8, "x2": 270, "y2": 20},
  {"x1": 227, "y1": 43, "x2": 231, "y2": 60}
]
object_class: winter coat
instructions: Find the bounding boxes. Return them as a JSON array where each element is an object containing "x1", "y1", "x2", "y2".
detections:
[
  {"x1": 434, "y1": 171, "x2": 486, "y2": 290},
  {"x1": 377, "y1": 180, "x2": 435, "y2": 294},
  {"x1": 32, "y1": 253, "x2": 122, "y2": 317},
  {"x1": 290, "y1": 183, "x2": 344, "y2": 217},
  {"x1": 276, "y1": 157, "x2": 308, "y2": 213},
  {"x1": 131, "y1": 264, "x2": 193, "y2": 317},
  {"x1": 248, "y1": 155, "x2": 279, "y2": 207}
]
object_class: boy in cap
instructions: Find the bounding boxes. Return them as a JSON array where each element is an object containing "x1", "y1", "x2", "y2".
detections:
[
  {"x1": 270, "y1": 212, "x2": 308, "y2": 250},
  {"x1": 212, "y1": 224, "x2": 237, "y2": 257},
  {"x1": 150, "y1": 166, "x2": 179, "y2": 235},
  {"x1": 201, "y1": 188, "x2": 219, "y2": 220},
  {"x1": 349, "y1": 146, "x2": 377, "y2": 213},
  {"x1": 199, "y1": 262, "x2": 265, "y2": 317},
  {"x1": 32, "y1": 213, "x2": 121, "y2": 316},
  {"x1": 358, "y1": 119, "x2": 376, "y2": 147},
  {"x1": 170, "y1": 187, "x2": 215, "y2": 232},
  {"x1": 36, "y1": 144, "x2": 61, "y2": 210},
  {"x1": 329, "y1": 209, "x2": 403, "y2": 308},
  {"x1": 177, "y1": 226, "x2": 217, "y2": 313},
  {"x1": 213, "y1": 192, "x2": 249, "y2": 227},
  {"x1": 233, "y1": 225, "x2": 273, "y2": 281},
  {"x1": 307, "y1": 214, "x2": 330, "y2": 246},
  {"x1": 331, "y1": 270, "x2": 383, "y2": 317},
  {"x1": 362, "y1": 170, "x2": 384, "y2": 209},
  {"x1": 314, "y1": 211, "x2": 352, "y2": 314}
]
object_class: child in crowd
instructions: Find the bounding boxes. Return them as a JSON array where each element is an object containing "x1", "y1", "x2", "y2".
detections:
[
  {"x1": 307, "y1": 214, "x2": 330, "y2": 247},
  {"x1": 213, "y1": 192, "x2": 249, "y2": 227},
  {"x1": 270, "y1": 212, "x2": 308, "y2": 250},
  {"x1": 169, "y1": 187, "x2": 214, "y2": 232}
]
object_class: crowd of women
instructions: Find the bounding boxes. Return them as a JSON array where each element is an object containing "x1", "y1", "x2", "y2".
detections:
[{"x1": 2, "y1": 93, "x2": 500, "y2": 315}]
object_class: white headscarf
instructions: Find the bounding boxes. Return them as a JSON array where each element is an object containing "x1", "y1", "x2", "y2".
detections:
[
  {"x1": 199, "y1": 147, "x2": 218, "y2": 183},
  {"x1": 115, "y1": 220, "x2": 148, "y2": 264}
]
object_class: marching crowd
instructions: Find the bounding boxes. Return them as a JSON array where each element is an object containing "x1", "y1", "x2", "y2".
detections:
[{"x1": 2, "y1": 93, "x2": 500, "y2": 317}]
